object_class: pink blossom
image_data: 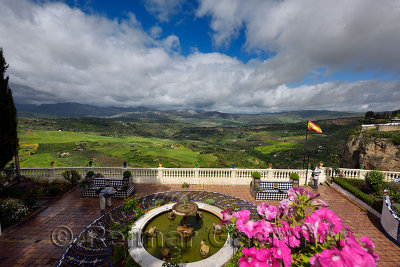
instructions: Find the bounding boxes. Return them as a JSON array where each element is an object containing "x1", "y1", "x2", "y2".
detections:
[
  {"x1": 310, "y1": 247, "x2": 346, "y2": 267},
  {"x1": 340, "y1": 243, "x2": 376, "y2": 267},
  {"x1": 279, "y1": 199, "x2": 294, "y2": 216},
  {"x1": 257, "y1": 202, "x2": 267, "y2": 216},
  {"x1": 271, "y1": 239, "x2": 292, "y2": 267},
  {"x1": 221, "y1": 208, "x2": 233, "y2": 225},
  {"x1": 257, "y1": 203, "x2": 278, "y2": 220},
  {"x1": 238, "y1": 247, "x2": 257, "y2": 267},
  {"x1": 232, "y1": 209, "x2": 251, "y2": 222},
  {"x1": 312, "y1": 208, "x2": 343, "y2": 237},
  {"x1": 311, "y1": 199, "x2": 329, "y2": 208},
  {"x1": 360, "y1": 236, "x2": 379, "y2": 260},
  {"x1": 237, "y1": 219, "x2": 261, "y2": 239}
]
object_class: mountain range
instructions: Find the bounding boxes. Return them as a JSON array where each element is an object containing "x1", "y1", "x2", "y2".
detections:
[{"x1": 16, "y1": 102, "x2": 361, "y2": 126}]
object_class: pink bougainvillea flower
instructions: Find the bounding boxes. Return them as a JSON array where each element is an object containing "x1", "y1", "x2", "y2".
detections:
[
  {"x1": 279, "y1": 199, "x2": 294, "y2": 216},
  {"x1": 257, "y1": 202, "x2": 267, "y2": 216},
  {"x1": 239, "y1": 247, "x2": 257, "y2": 267},
  {"x1": 265, "y1": 205, "x2": 278, "y2": 220},
  {"x1": 340, "y1": 243, "x2": 377, "y2": 267},
  {"x1": 271, "y1": 239, "x2": 292, "y2": 267},
  {"x1": 236, "y1": 219, "x2": 261, "y2": 239},
  {"x1": 312, "y1": 208, "x2": 343, "y2": 236},
  {"x1": 232, "y1": 209, "x2": 250, "y2": 222},
  {"x1": 221, "y1": 208, "x2": 233, "y2": 225},
  {"x1": 311, "y1": 199, "x2": 329, "y2": 208},
  {"x1": 257, "y1": 203, "x2": 278, "y2": 220},
  {"x1": 360, "y1": 236, "x2": 379, "y2": 260},
  {"x1": 310, "y1": 247, "x2": 346, "y2": 267}
]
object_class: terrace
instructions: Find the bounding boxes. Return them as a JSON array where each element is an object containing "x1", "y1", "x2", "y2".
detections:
[{"x1": 0, "y1": 167, "x2": 399, "y2": 266}]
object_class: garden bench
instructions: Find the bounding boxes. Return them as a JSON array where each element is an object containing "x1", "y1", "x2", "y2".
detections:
[
  {"x1": 81, "y1": 178, "x2": 134, "y2": 198},
  {"x1": 250, "y1": 180, "x2": 292, "y2": 200}
]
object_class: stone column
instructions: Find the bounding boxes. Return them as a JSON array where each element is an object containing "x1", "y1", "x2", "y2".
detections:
[{"x1": 157, "y1": 167, "x2": 163, "y2": 184}]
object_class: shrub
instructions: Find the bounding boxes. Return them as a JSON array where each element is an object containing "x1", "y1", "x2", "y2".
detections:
[
  {"x1": 205, "y1": 199, "x2": 215, "y2": 205},
  {"x1": 62, "y1": 170, "x2": 81, "y2": 184},
  {"x1": 333, "y1": 177, "x2": 382, "y2": 212},
  {"x1": 181, "y1": 182, "x2": 189, "y2": 188},
  {"x1": 365, "y1": 170, "x2": 385, "y2": 193},
  {"x1": 123, "y1": 170, "x2": 131, "y2": 178},
  {"x1": 79, "y1": 179, "x2": 92, "y2": 188},
  {"x1": 22, "y1": 188, "x2": 39, "y2": 209},
  {"x1": 0, "y1": 199, "x2": 29, "y2": 227},
  {"x1": 289, "y1": 173, "x2": 299, "y2": 180},
  {"x1": 0, "y1": 185, "x2": 24, "y2": 198},
  {"x1": 392, "y1": 192, "x2": 400, "y2": 204},
  {"x1": 154, "y1": 199, "x2": 165, "y2": 206},
  {"x1": 391, "y1": 203, "x2": 400, "y2": 217},
  {"x1": 386, "y1": 182, "x2": 400, "y2": 193},
  {"x1": 46, "y1": 183, "x2": 63, "y2": 197},
  {"x1": 252, "y1": 171, "x2": 261, "y2": 179},
  {"x1": 86, "y1": 170, "x2": 95, "y2": 177}
]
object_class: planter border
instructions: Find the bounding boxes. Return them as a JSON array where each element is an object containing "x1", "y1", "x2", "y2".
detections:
[{"x1": 330, "y1": 182, "x2": 381, "y2": 218}]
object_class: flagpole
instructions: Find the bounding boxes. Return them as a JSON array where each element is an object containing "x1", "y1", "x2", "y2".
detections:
[{"x1": 304, "y1": 121, "x2": 309, "y2": 185}]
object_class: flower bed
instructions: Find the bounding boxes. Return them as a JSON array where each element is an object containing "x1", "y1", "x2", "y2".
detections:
[
  {"x1": 332, "y1": 177, "x2": 383, "y2": 212},
  {"x1": 0, "y1": 180, "x2": 76, "y2": 229},
  {"x1": 222, "y1": 187, "x2": 379, "y2": 266}
]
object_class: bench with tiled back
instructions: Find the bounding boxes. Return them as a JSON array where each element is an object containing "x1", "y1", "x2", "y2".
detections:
[
  {"x1": 250, "y1": 180, "x2": 292, "y2": 200},
  {"x1": 81, "y1": 178, "x2": 135, "y2": 198}
]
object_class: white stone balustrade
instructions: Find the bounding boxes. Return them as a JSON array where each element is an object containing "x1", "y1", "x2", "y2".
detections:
[
  {"x1": 326, "y1": 168, "x2": 400, "y2": 182},
  {"x1": 18, "y1": 166, "x2": 400, "y2": 185}
]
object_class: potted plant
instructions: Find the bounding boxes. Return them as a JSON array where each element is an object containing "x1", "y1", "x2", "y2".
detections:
[
  {"x1": 86, "y1": 171, "x2": 95, "y2": 178},
  {"x1": 290, "y1": 172, "x2": 300, "y2": 187},
  {"x1": 50, "y1": 161, "x2": 55, "y2": 168},
  {"x1": 268, "y1": 163, "x2": 273, "y2": 169},
  {"x1": 123, "y1": 170, "x2": 131, "y2": 178}
]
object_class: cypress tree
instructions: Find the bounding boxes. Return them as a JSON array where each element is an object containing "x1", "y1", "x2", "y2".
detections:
[{"x1": 0, "y1": 47, "x2": 18, "y2": 171}]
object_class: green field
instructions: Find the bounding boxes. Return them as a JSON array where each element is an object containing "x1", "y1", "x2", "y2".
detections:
[{"x1": 16, "y1": 117, "x2": 359, "y2": 169}]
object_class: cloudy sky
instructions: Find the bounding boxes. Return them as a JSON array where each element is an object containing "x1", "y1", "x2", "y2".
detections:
[{"x1": 1, "y1": 0, "x2": 400, "y2": 113}]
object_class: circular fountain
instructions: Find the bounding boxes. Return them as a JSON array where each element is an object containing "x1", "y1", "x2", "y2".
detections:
[{"x1": 130, "y1": 202, "x2": 232, "y2": 266}]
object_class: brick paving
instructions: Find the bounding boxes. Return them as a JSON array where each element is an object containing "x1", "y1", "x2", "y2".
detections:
[{"x1": 0, "y1": 184, "x2": 399, "y2": 266}]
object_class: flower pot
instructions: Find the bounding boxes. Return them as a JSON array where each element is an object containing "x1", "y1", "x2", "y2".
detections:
[{"x1": 50, "y1": 162, "x2": 55, "y2": 168}]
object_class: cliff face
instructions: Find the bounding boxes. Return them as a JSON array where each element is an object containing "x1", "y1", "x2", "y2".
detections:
[{"x1": 342, "y1": 133, "x2": 400, "y2": 171}]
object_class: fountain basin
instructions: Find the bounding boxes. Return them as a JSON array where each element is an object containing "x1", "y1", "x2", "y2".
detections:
[{"x1": 129, "y1": 202, "x2": 234, "y2": 267}]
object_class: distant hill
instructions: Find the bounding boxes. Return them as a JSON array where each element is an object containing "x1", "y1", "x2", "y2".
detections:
[{"x1": 16, "y1": 102, "x2": 361, "y2": 126}]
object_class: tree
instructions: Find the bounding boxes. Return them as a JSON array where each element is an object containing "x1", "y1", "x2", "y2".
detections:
[
  {"x1": 364, "y1": 111, "x2": 375, "y2": 119},
  {"x1": 0, "y1": 47, "x2": 18, "y2": 171}
]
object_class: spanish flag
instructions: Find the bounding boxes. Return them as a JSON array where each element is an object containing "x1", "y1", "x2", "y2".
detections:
[{"x1": 307, "y1": 120, "x2": 322, "y2": 133}]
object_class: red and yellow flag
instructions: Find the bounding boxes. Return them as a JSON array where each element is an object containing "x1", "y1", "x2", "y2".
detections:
[{"x1": 307, "y1": 120, "x2": 322, "y2": 133}]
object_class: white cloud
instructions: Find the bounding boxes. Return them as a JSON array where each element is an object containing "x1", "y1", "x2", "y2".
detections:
[
  {"x1": 144, "y1": 0, "x2": 184, "y2": 22},
  {"x1": 197, "y1": 0, "x2": 400, "y2": 75},
  {"x1": 1, "y1": 0, "x2": 399, "y2": 113},
  {"x1": 150, "y1": 25, "x2": 163, "y2": 38}
]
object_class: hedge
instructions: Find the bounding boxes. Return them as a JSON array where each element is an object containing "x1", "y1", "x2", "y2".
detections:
[{"x1": 332, "y1": 177, "x2": 383, "y2": 213}]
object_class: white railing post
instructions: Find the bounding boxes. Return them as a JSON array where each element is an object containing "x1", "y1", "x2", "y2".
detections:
[
  {"x1": 157, "y1": 167, "x2": 163, "y2": 183},
  {"x1": 49, "y1": 168, "x2": 56, "y2": 182},
  {"x1": 231, "y1": 168, "x2": 237, "y2": 184}
]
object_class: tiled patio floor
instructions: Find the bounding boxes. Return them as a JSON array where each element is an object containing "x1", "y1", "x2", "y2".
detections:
[{"x1": 0, "y1": 183, "x2": 399, "y2": 266}]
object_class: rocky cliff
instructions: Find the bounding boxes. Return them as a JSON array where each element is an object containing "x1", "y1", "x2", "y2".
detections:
[{"x1": 342, "y1": 132, "x2": 400, "y2": 171}]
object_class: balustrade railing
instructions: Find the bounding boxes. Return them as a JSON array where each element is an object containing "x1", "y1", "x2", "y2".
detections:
[
  {"x1": 18, "y1": 166, "x2": 400, "y2": 185},
  {"x1": 327, "y1": 168, "x2": 400, "y2": 182}
]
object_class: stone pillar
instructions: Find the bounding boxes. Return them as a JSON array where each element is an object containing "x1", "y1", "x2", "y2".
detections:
[
  {"x1": 157, "y1": 167, "x2": 163, "y2": 184},
  {"x1": 231, "y1": 169, "x2": 237, "y2": 184},
  {"x1": 319, "y1": 167, "x2": 326, "y2": 184},
  {"x1": 194, "y1": 168, "x2": 200, "y2": 184},
  {"x1": 49, "y1": 168, "x2": 56, "y2": 182}
]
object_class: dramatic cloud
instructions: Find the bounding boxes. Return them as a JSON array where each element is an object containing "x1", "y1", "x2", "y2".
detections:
[
  {"x1": 1, "y1": 0, "x2": 399, "y2": 113},
  {"x1": 197, "y1": 0, "x2": 400, "y2": 77}
]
